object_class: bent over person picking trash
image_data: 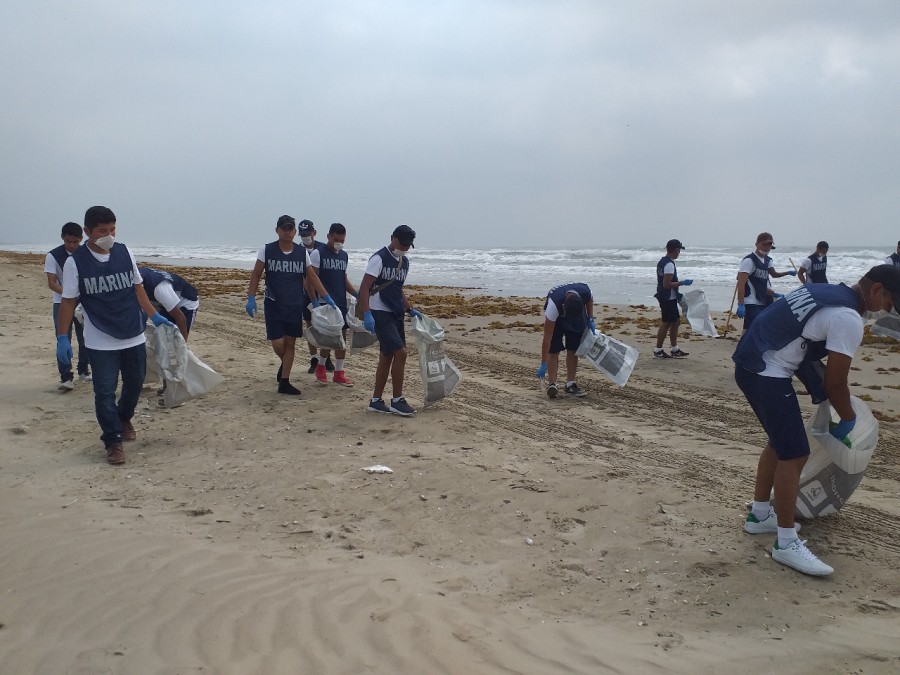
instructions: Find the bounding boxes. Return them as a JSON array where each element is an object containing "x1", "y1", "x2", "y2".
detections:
[{"x1": 536, "y1": 282, "x2": 596, "y2": 399}]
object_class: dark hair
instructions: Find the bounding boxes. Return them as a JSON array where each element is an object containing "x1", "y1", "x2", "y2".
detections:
[
  {"x1": 563, "y1": 292, "x2": 584, "y2": 318},
  {"x1": 84, "y1": 206, "x2": 116, "y2": 231},
  {"x1": 329, "y1": 222, "x2": 346, "y2": 235},
  {"x1": 61, "y1": 222, "x2": 82, "y2": 238}
]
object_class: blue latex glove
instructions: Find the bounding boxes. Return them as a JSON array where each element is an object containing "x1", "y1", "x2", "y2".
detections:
[
  {"x1": 246, "y1": 295, "x2": 257, "y2": 318},
  {"x1": 363, "y1": 310, "x2": 376, "y2": 332},
  {"x1": 349, "y1": 290, "x2": 359, "y2": 298},
  {"x1": 57, "y1": 335, "x2": 73, "y2": 365},
  {"x1": 151, "y1": 313, "x2": 174, "y2": 328},
  {"x1": 310, "y1": 296, "x2": 321, "y2": 308},
  {"x1": 681, "y1": 279, "x2": 694, "y2": 286},
  {"x1": 407, "y1": 308, "x2": 423, "y2": 319},
  {"x1": 829, "y1": 418, "x2": 856, "y2": 447},
  {"x1": 786, "y1": 270, "x2": 798, "y2": 276},
  {"x1": 588, "y1": 316, "x2": 597, "y2": 333},
  {"x1": 536, "y1": 362, "x2": 548, "y2": 379},
  {"x1": 322, "y1": 294, "x2": 337, "y2": 309},
  {"x1": 736, "y1": 303, "x2": 745, "y2": 319},
  {"x1": 773, "y1": 293, "x2": 784, "y2": 300}
]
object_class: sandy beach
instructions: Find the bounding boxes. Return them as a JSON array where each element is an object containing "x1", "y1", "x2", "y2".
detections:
[{"x1": 1, "y1": 251, "x2": 898, "y2": 674}]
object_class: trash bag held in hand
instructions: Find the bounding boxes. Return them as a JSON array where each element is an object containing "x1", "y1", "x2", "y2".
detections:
[
  {"x1": 681, "y1": 288, "x2": 718, "y2": 338},
  {"x1": 410, "y1": 313, "x2": 463, "y2": 408},
  {"x1": 575, "y1": 328, "x2": 639, "y2": 387},
  {"x1": 163, "y1": 351, "x2": 226, "y2": 408},
  {"x1": 346, "y1": 296, "x2": 378, "y2": 352},
  {"x1": 306, "y1": 303, "x2": 345, "y2": 350}
]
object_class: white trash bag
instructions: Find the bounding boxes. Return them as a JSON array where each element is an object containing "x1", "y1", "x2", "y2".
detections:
[
  {"x1": 145, "y1": 324, "x2": 188, "y2": 384},
  {"x1": 410, "y1": 313, "x2": 462, "y2": 408},
  {"x1": 306, "y1": 303, "x2": 345, "y2": 350},
  {"x1": 146, "y1": 324, "x2": 224, "y2": 408},
  {"x1": 870, "y1": 315, "x2": 900, "y2": 341},
  {"x1": 682, "y1": 288, "x2": 718, "y2": 337},
  {"x1": 575, "y1": 328, "x2": 639, "y2": 387},
  {"x1": 346, "y1": 296, "x2": 378, "y2": 353},
  {"x1": 794, "y1": 397, "x2": 879, "y2": 518}
]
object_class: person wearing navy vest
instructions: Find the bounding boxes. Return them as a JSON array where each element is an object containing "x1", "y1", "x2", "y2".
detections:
[
  {"x1": 735, "y1": 232, "x2": 797, "y2": 331},
  {"x1": 44, "y1": 221, "x2": 90, "y2": 389},
  {"x1": 358, "y1": 225, "x2": 421, "y2": 416},
  {"x1": 298, "y1": 219, "x2": 334, "y2": 374},
  {"x1": 56, "y1": 206, "x2": 175, "y2": 465},
  {"x1": 797, "y1": 241, "x2": 830, "y2": 285},
  {"x1": 884, "y1": 241, "x2": 900, "y2": 267},
  {"x1": 139, "y1": 267, "x2": 200, "y2": 340},
  {"x1": 535, "y1": 282, "x2": 596, "y2": 398},
  {"x1": 308, "y1": 223, "x2": 358, "y2": 387},
  {"x1": 245, "y1": 215, "x2": 335, "y2": 396},
  {"x1": 653, "y1": 238, "x2": 693, "y2": 359},
  {"x1": 732, "y1": 265, "x2": 900, "y2": 576}
]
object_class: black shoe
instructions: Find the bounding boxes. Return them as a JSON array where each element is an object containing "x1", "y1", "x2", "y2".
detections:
[
  {"x1": 278, "y1": 380, "x2": 301, "y2": 396},
  {"x1": 307, "y1": 357, "x2": 317, "y2": 374},
  {"x1": 276, "y1": 363, "x2": 283, "y2": 382},
  {"x1": 325, "y1": 357, "x2": 335, "y2": 372},
  {"x1": 565, "y1": 382, "x2": 587, "y2": 398},
  {"x1": 671, "y1": 347, "x2": 689, "y2": 358}
]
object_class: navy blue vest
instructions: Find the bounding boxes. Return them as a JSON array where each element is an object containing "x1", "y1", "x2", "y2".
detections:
[
  {"x1": 743, "y1": 253, "x2": 772, "y2": 305},
  {"x1": 140, "y1": 267, "x2": 199, "y2": 302},
  {"x1": 316, "y1": 247, "x2": 349, "y2": 310},
  {"x1": 890, "y1": 253, "x2": 900, "y2": 267},
  {"x1": 655, "y1": 256, "x2": 679, "y2": 300},
  {"x1": 732, "y1": 283, "x2": 858, "y2": 373},
  {"x1": 371, "y1": 247, "x2": 409, "y2": 314},
  {"x1": 72, "y1": 243, "x2": 144, "y2": 339},
  {"x1": 49, "y1": 244, "x2": 70, "y2": 272},
  {"x1": 806, "y1": 254, "x2": 828, "y2": 284},
  {"x1": 264, "y1": 241, "x2": 306, "y2": 310},
  {"x1": 547, "y1": 282, "x2": 591, "y2": 332}
]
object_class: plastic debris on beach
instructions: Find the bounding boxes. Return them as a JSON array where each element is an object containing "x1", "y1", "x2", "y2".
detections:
[{"x1": 361, "y1": 465, "x2": 394, "y2": 474}]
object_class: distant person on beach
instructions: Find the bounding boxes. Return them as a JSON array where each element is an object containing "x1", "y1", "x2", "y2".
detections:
[
  {"x1": 653, "y1": 239, "x2": 692, "y2": 359},
  {"x1": 308, "y1": 222, "x2": 357, "y2": 387},
  {"x1": 45, "y1": 221, "x2": 91, "y2": 389},
  {"x1": 885, "y1": 241, "x2": 900, "y2": 267},
  {"x1": 733, "y1": 264, "x2": 900, "y2": 576},
  {"x1": 357, "y1": 225, "x2": 421, "y2": 416},
  {"x1": 139, "y1": 267, "x2": 200, "y2": 340},
  {"x1": 536, "y1": 282, "x2": 596, "y2": 398},
  {"x1": 298, "y1": 219, "x2": 333, "y2": 375},
  {"x1": 797, "y1": 241, "x2": 830, "y2": 285},
  {"x1": 735, "y1": 232, "x2": 797, "y2": 330},
  {"x1": 56, "y1": 206, "x2": 175, "y2": 465},
  {"x1": 245, "y1": 215, "x2": 336, "y2": 396}
]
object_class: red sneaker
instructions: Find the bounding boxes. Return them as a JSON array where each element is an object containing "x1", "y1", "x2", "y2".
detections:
[
  {"x1": 332, "y1": 371, "x2": 353, "y2": 387},
  {"x1": 315, "y1": 363, "x2": 328, "y2": 384}
]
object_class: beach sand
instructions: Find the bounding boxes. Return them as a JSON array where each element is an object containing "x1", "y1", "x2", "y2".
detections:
[{"x1": 1, "y1": 251, "x2": 898, "y2": 674}]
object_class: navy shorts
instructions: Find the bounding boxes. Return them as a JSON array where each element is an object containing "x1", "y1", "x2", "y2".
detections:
[
  {"x1": 372, "y1": 310, "x2": 405, "y2": 355},
  {"x1": 734, "y1": 366, "x2": 810, "y2": 460},
  {"x1": 743, "y1": 303, "x2": 766, "y2": 331},
  {"x1": 658, "y1": 298, "x2": 680, "y2": 323},
  {"x1": 549, "y1": 322, "x2": 582, "y2": 354},
  {"x1": 265, "y1": 299, "x2": 303, "y2": 341}
]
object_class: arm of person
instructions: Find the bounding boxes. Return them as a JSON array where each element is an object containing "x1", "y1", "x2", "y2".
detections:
[
  {"x1": 736, "y1": 271, "x2": 750, "y2": 303},
  {"x1": 769, "y1": 267, "x2": 792, "y2": 279},
  {"x1": 540, "y1": 319, "x2": 555, "y2": 363},
  {"x1": 57, "y1": 297, "x2": 77, "y2": 337},
  {"x1": 345, "y1": 275, "x2": 358, "y2": 298},
  {"x1": 304, "y1": 266, "x2": 329, "y2": 299},
  {"x1": 797, "y1": 268, "x2": 808, "y2": 284},
  {"x1": 46, "y1": 272, "x2": 63, "y2": 295},
  {"x1": 662, "y1": 272, "x2": 678, "y2": 289},
  {"x1": 357, "y1": 273, "x2": 376, "y2": 313},
  {"x1": 167, "y1": 306, "x2": 189, "y2": 340},
  {"x1": 135, "y1": 283, "x2": 163, "y2": 320},
  {"x1": 586, "y1": 297, "x2": 594, "y2": 318},
  {"x1": 823, "y1": 351, "x2": 855, "y2": 421},
  {"x1": 247, "y1": 259, "x2": 265, "y2": 297}
]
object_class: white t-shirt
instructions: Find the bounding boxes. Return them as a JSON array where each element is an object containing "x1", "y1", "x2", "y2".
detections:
[
  {"x1": 739, "y1": 254, "x2": 775, "y2": 305},
  {"x1": 544, "y1": 291, "x2": 595, "y2": 321},
  {"x1": 799, "y1": 255, "x2": 820, "y2": 272},
  {"x1": 152, "y1": 280, "x2": 200, "y2": 312},
  {"x1": 659, "y1": 261, "x2": 677, "y2": 301},
  {"x1": 886, "y1": 255, "x2": 897, "y2": 265},
  {"x1": 365, "y1": 249, "x2": 404, "y2": 313},
  {"x1": 61, "y1": 248, "x2": 146, "y2": 351},
  {"x1": 44, "y1": 251, "x2": 68, "y2": 303},
  {"x1": 760, "y1": 306, "x2": 863, "y2": 379}
]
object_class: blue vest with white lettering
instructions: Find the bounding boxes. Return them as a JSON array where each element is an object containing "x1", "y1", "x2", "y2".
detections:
[
  {"x1": 371, "y1": 247, "x2": 409, "y2": 314},
  {"x1": 547, "y1": 282, "x2": 592, "y2": 332},
  {"x1": 140, "y1": 267, "x2": 199, "y2": 302},
  {"x1": 72, "y1": 242, "x2": 144, "y2": 339},
  {"x1": 743, "y1": 253, "x2": 772, "y2": 304},
  {"x1": 316, "y1": 246, "x2": 349, "y2": 311},
  {"x1": 806, "y1": 254, "x2": 828, "y2": 284},
  {"x1": 264, "y1": 242, "x2": 306, "y2": 312},
  {"x1": 655, "y1": 256, "x2": 679, "y2": 300},
  {"x1": 49, "y1": 244, "x2": 70, "y2": 273},
  {"x1": 890, "y1": 253, "x2": 900, "y2": 267},
  {"x1": 732, "y1": 283, "x2": 857, "y2": 373}
]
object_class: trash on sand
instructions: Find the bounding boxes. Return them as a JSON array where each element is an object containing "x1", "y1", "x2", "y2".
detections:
[{"x1": 362, "y1": 465, "x2": 394, "y2": 474}]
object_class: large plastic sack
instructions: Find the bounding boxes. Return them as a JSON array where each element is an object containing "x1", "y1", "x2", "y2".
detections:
[
  {"x1": 575, "y1": 329, "x2": 639, "y2": 387},
  {"x1": 681, "y1": 289, "x2": 718, "y2": 337},
  {"x1": 145, "y1": 324, "x2": 188, "y2": 384},
  {"x1": 794, "y1": 397, "x2": 879, "y2": 518},
  {"x1": 410, "y1": 313, "x2": 462, "y2": 408},
  {"x1": 346, "y1": 297, "x2": 378, "y2": 353},
  {"x1": 306, "y1": 303, "x2": 345, "y2": 350},
  {"x1": 870, "y1": 315, "x2": 900, "y2": 341},
  {"x1": 162, "y1": 351, "x2": 226, "y2": 408}
]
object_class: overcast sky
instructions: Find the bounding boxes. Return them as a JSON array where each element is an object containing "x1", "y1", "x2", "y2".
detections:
[{"x1": 2, "y1": 1, "x2": 898, "y2": 250}]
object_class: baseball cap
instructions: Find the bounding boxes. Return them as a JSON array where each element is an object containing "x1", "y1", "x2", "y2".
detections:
[
  {"x1": 865, "y1": 264, "x2": 900, "y2": 312},
  {"x1": 756, "y1": 232, "x2": 776, "y2": 249},
  {"x1": 666, "y1": 239, "x2": 685, "y2": 250},
  {"x1": 392, "y1": 225, "x2": 416, "y2": 247},
  {"x1": 298, "y1": 219, "x2": 315, "y2": 236},
  {"x1": 276, "y1": 215, "x2": 295, "y2": 229}
]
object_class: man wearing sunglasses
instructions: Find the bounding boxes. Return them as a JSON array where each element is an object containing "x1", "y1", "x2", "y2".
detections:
[{"x1": 735, "y1": 232, "x2": 797, "y2": 330}]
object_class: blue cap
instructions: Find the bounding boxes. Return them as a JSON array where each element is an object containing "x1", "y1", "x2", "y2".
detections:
[{"x1": 298, "y1": 219, "x2": 314, "y2": 236}]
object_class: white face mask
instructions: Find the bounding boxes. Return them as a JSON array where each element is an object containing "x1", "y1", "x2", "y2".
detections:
[
  {"x1": 300, "y1": 236, "x2": 313, "y2": 246},
  {"x1": 94, "y1": 234, "x2": 115, "y2": 251},
  {"x1": 332, "y1": 242, "x2": 344, "y2": 252}
]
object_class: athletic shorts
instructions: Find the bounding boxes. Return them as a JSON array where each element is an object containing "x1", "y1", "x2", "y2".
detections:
[
  {"x1": 549, "y1": 322, "x2": 582, "y2": 354},
  {"x1": 734, "y1": 366, "x2": 810, "y2": 460},
  {"x1": 372, "y1": 309, "x2": 405, "y2": 355},
  {"x1": 743, "y1": 303, "x2": 766, "y2": 331},
  {"x1": 160, "y1": 307, "x2": 197, "y2": 334},
  {"x1": 264, "y1": 299, "x2": 303, "y2": 341},
  {"x1": 658, "y1": 298, "x2": 680, "y2": 323}
]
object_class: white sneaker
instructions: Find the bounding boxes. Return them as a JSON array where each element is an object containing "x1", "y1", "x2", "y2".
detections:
[
  {"x1": 78, "y1": 373, "x2": 92, "y2": 382},
  {"x1": 743, "y1": 507, "x2": 800, "y2": 534},
  {"x1": 771, "y1": 539, "x2": 833, "y2": 576},
  {"x1": 58, "y1": 379, "x2": 75, "y2": 391}
]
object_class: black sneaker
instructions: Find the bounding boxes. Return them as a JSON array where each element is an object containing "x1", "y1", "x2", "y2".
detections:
[
  {"x1": 278, "y1": 380, "x2": 301, "y2": 396},
  {"x1": 307, "y1": 357, "x2": 317, "y2": 374},
  {"x1": 389, "y1": 397, "x2": 416, "y2": 416},
  {"x1": 547, "y1": 382, "x2": 558, "y2": 399},
  {"x1": 367, "y1": 398, "x2": 392, "y2": 414},
  {"x1": 325, "y1": 357, "x2": 335, "y2": 372},
  {"x1": 671, "y1": 347, "x2": 689, "y2": 358},
  {"x1": 653, "y1": 349, "x2": 673, "y2": 359},
  {"x1": 565, "y1": 382, "x2": 587, "y2": 398}
]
